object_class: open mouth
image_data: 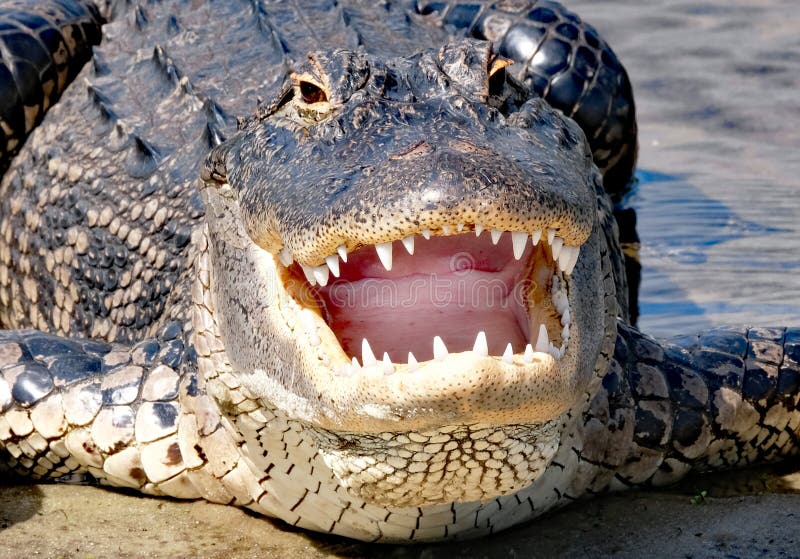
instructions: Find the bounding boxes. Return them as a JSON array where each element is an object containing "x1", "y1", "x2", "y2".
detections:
[{"x1": 277, "y1": 225, "x2": 580, "y2": 373}]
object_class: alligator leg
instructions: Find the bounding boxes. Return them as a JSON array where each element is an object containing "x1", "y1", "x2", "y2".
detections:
[
  {"x1": 0, "y1": 323, "x2": 206, "y2": 499},
  {"x1": 0, "y1": 0, "x2": 104, "y2": 176},
  {"x1": 581, "y1": 322, "x2": 800, "y2": 492}
]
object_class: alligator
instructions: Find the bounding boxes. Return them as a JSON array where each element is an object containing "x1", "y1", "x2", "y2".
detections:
[{"x1": 0, "y1": 0, "x2": 798, "y2": 543}]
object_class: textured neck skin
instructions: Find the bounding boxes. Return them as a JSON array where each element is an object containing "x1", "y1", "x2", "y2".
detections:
[{"x1": 183, "y1": 235, "x2": 800, "y2": 540}]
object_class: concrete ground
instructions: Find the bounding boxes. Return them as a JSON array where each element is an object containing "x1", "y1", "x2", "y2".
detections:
[{"x1": 2, "y1": 464, "x2": 800, "y2": 558}]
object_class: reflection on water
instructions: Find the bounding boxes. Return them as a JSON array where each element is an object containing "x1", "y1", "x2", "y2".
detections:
[{"x1": 571, "y1": 0, "x2": 800, "y2": 337}]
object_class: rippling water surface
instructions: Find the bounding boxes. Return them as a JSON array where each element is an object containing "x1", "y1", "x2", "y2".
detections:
[{"x1": 572, "y1": 0, "x2": 800, "y2": 336}]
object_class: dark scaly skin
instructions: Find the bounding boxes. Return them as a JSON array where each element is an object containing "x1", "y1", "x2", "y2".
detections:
[
  {"x1": 0, "y1": 0, "x2": 103, "y2": 175},
  {"x1": 0, "y1": 0, "x2": 797, "y2": 542},
  {"x1": 419, "y1": 0, "x2": 637, "y2": 198}
]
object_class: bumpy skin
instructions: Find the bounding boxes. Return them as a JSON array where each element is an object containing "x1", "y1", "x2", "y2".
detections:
[
  {"x1": 0, "y1": 0, "x2": 103, "y2": 175},
  {"x1": 0, "y1": 0, "x2": 798, "y2": 543}
]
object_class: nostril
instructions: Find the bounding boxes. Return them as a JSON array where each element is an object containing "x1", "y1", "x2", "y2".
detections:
[{"x1": 389, "y1": 140, "x2": 435, "y2": 160}]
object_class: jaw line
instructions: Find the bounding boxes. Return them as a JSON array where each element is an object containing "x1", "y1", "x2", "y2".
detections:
[{"x1": 267, "y1": 234, "x2": 584, "y2": 433}]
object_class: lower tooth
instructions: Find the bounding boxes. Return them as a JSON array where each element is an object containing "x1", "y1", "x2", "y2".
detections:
[
  {"x1": 433, "y1": 336, "x2": 448, "y2": 360},
  {"x1": 407, "y1": 352, "x2": 419, "y2": 371},
  {"x1": 502, "y1": 343, "x2": 514, "y2": 364},
  {"x1": 523, "y1": 344, "x2": 535, "y2": 363},
  {"x1": 382, "y1": 352, "x2": 394, "y2": 374},
  {"x1": 535, "y1": 324, "x2": 549, "y2": 353},
  {"x1": 362, "y1": 339, "x2": 377, "y2": 366}
]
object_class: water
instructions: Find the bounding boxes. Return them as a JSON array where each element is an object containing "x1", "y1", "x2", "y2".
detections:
[{"x1": 571, "y1": 0, "x2": 800, "y2": 337}]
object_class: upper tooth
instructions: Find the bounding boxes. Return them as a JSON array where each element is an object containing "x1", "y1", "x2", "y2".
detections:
[
  {"x1": 433, "y1": 336, "x2": 448, "y2": 361},
  {"x1": 301, "y1": 265, "x2": 317, "y2": 286},
  {"x1": 558, "y1": 245, "x2": 578, "y2": 273},
  {"x1": 502, "y1": 343, "x2": 514, "y2": 364},
  {"x1": 473, "y1": 331, "x2": 488, "y2": 356},
  {"x1": 551, "y1": 236, "x2": 564, "y2": 260},
  {"x1": 325, "y1": 255, "x2": 340, "y2": 277},
  {"x1": 337, "y1": 244, "x2": 348, "y2": 263},
  {"x1": 362, "y1": 338, "x2": 377, "y2": 367},
  {"x1": 535, "y1": 324, "x2": 549, "y2": 353},
  {"x1": 564, "y1": 246, "x2": 580, "y2": 275},
  {"x1": 407, "y1": 352, "x2": 418, "y2": 372},
  {"x1": 523, "y1": 344, "x2": 535, "y2": 363},
  {"x1": 376, "y1": 242, "x2": 393, "y2": 271},
  {"x1": 511, "y1": 232, "x2": 528, "y2": 260},
  {"x1": 401, "y1": 235, "x2": 415, "y2": 255},
  {"x1": 531, "y1": 230, "x2": 542, "y2": 246},
  {"x1": 457, "y1": 223, "x2": 465, "y2": 232},
  {"x1": 278, "y1": 247, "x2": 293, "y2": 266},
  {"x1": 422, "y1": 229, "x2": 431, "y2": 240},
  {"x1": 547, "y1": 229, "x2": 556, "y2": 245},
  {"x1": 490, "y1": 229, "x2": 503, "y2": 245},
  {"x1": 561, "y1": 307, "x2": 571, "y2": 326},
  {"x1": 442, "y1": 224, "x2": 451, "y2": 234},
  {"x1": 475, "y1": 224, "x2": 484, "y2": 237},
  {"x1": 312, "y1": 265, "x2": 329, "y2": 286}
]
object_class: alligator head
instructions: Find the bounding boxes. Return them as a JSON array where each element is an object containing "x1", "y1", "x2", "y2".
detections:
[{"x1": 197, "y1": 40, "x2": 623, "y2": 506}]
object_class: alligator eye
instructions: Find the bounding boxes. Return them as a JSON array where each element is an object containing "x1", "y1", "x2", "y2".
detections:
[{"x1": 299, "y1": 81, "x2": 328, "y2": 104}]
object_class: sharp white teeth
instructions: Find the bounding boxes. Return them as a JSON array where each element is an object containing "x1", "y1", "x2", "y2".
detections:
[
  {"x1": 442, "y1": 224, "x2": 451, "y2": 234},
  {"x1": 407, "y1": 352, "x2": 418, "y2": 372},
  {"x1": 564, "y1": 245, "x2": 580, "y2": 275},
  {"x1": 473, "y1": 331, "x2": 488, "y2": 356},
  {"x1": 312, "y1": 264, "x2": 330, "y2": 286},
  {"x1": 457, "y1": 223, "x2": 465, "y2": 232},
  {"x1": 375, "y1": 242, "x2": 393, "y2": 271},
  {"x1": 433, "y1": 336, "x2": 448, "y2": 361},
  {"x1": 337, "y1": 244, "x2": 348, "y2": 263},
  {"x1": 531, "y1": 230, "x2": 542, "y2": 246},
  {"x1": 278, "y1": 247, "x2": 293, "y2": 266},
  {"x1": 382, "y1": 352, "x2": 394, "y2": 374},
  {"x1": 362, "y1": 338, "x2": 377, "y2": 367},
  {"x1": 523, "y1": 344, "x2": 535, "y2": 363},
  {"x1": 325, "y1": 255, "x2": 340, "y2": 277},
  {"x1": 551, "y1": 236, "x2": 564, "y2": 260},
  {"x1": 401, "y1": 235, "x2": 415, "y2": 255},
  {"x1": 422, "y1": 229, "x2": 431, "y2": 240},
  {"x1": 511, "y1": 231, "x2": 528, "y2": 260},
  {"x1": 558, "y1": 245, "x2": 575, "y2": 273},
  {"x1": 561, "y1": 307, "x2": 570, "y2": 326},
  {"x1": 490, "y1": 228, "x2": 503, "y2": 245},
  {"x1": 547, "y1": 229, "x2": 555, "y2": 245},
  {"x1": 561, "y1": 324, "x2": 570, "y2": 341},
  {"x1": 535, "y1": 324, "x2": 549, "y2": 353},
  {"x1": 502, "y1": 343, "x2": 514, "y2": 364},
  {"x1": 301, "y1": 265, "x2": 317, "y2": 286},
  {"x1": 475, "y1": 224, "x2": 484, "y2": 237},
  {"x1": 352, "y1": 356, "x2": 360, "y2": 369}
]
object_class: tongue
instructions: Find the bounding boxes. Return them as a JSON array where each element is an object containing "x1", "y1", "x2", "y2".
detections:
[{"x1": 315, "y1": 234, "x2": 534, "y2": 363}]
